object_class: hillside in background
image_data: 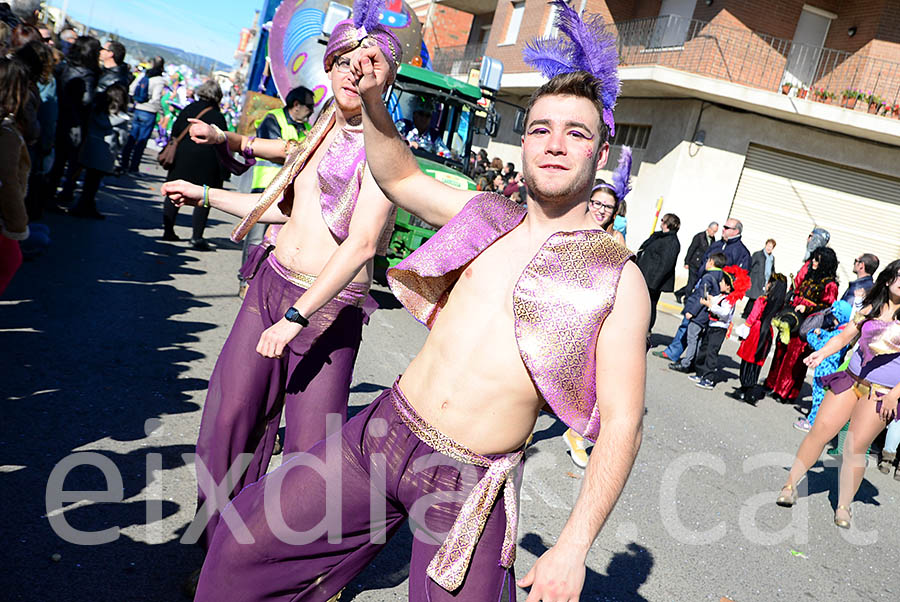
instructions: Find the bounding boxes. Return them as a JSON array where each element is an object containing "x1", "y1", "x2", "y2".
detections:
[{"x1": 95, "y1": 28, "x2": 233, "y2": 73}]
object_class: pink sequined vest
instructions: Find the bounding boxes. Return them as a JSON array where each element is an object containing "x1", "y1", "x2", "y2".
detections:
[{"x1": 387, "y1": 192, "x2": 634, "y2": 442}]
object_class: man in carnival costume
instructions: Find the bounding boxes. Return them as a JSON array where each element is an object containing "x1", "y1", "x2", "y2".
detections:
[
  {"x1": 194, "y1": 3, "x2": 648, "y2": 601},
  {"x1": 160, "y1": 0, "x2": 403, "y2": 551}
]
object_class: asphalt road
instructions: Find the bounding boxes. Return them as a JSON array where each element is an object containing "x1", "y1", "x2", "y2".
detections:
[{"x1": 2, "y1": 157, "x2": 897, "y2": 601}]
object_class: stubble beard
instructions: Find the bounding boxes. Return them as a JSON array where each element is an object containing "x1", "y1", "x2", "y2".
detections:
[{"x1": 522, "y1": 160, "x2": 596, "y2": 207}]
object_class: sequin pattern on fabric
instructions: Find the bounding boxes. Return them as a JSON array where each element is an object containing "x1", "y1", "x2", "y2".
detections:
[
  {"x1": 387, "y1": 193, "x2": 526, "y2": 328},
  {"x1": 265, "y1": 254, "x2": 369, "y2": 308},
  {"x1": 514, "y1": 231, "x2": 633, "y2": 442},
  {"x1": 316, "y1": 126, "x2": 396, "y2": 256},
  {"x1": 389, "y1": 381, "x2": 522, "y2": 593}
]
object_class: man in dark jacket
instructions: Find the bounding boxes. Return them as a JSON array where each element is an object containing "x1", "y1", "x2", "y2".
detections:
[
  {"x1": 637, "y1": 213, "x2": 681, "y2": 331},
  {"x1": 97, "y1": 40, "x2": 132, "y2": 93},
  {"x1": 697, "y1": 217, "x2": 751, "y2": 279},
  {"x1": 743, "y1": 238, "x2": 776, "y2": 318},
  {"x1": 841, "y1": 253, "x2": 879, "y2": 304},
  {"x1": 675, "y1": 221, "x2": 717, "y2": 303}
]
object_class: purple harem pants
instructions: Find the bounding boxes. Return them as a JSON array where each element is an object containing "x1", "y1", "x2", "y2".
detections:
[
  {"x1": 195, "y1": 384, "x2": 520, "y2": 602},
  {"x1": 194, "y1": 247, "x2": 371, "y2": 550}
]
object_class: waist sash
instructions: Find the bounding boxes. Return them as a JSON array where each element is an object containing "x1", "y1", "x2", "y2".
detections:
[{"x1": 389, "y1": 380, "x2": 523, "y2": 592}]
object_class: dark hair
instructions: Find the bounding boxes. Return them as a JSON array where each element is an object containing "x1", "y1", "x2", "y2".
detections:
[
  {"x1": 765, "y1": 238, "x2": 776, "y2": 247},
  {"x1": 195, "y1": 79, "x2": 222, "y2": 104},
  {"x1": 720, "y1": 271, "x2": 734, "y2": 290},
  {"x1": 861, "y1": 259, "x2": 900, "y2": 324},
  {"x1": 709, "y1": 252, "x2": 727, "y2": 269},
  {"x1": 661, "y1": 213, "x2": 680, "y2": 232},
  {"x1": 858, "y1": 253, "x2": 879, "y2": 276},
  {"x1": 616, "y1": 199, "x2": 627, "y2": 216},
  {"x1": 146, "y1": 56, "x2": 164, "y2": 78},
  {"x1": 285, "y1": 85, "x2": 315, "y2": 112},
  {"x1": 11, "y1": 22, "x2": 40, "y2": 48},
  {"x1": 103, "y1": 83, "x2": 127, "y2": 114},
  {"x1": 808, "y1": 247, "x2": 838, "y2": 281},
  {"x1": 755, "y1": 273, "x2": 788, "y2": 361},
  {"x1": 0, "y1": 56, "x2": 30, "y2": 130},
  {"x1": 106, "y1": 40, "x2": 126, "y2": 65},
  {"x1": 524, "y1": 71, "x2": 609, "y2": 144},
  {"x1": 68, "y1": 35, "x2": 101, "y2": 72},
  {"x1": 13, "y1": 39, "x2": 43, "y2": 81}
]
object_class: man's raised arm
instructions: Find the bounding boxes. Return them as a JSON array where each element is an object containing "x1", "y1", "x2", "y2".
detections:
[
  {"x1": 352, "y1": 46, "x2": 472, "y2": 228},
  {"x1": 519, "y1": 262, "x2": 649, "y2": 601}
]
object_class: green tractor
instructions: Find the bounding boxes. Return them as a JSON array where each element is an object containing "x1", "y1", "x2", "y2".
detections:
[{"x1": 380, "y1": 63, "x2": 501, "y2": 267}]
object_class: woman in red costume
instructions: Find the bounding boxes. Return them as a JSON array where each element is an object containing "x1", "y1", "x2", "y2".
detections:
[{"x1": 765, "y1": 247, "x2": 839, "y2": 402}]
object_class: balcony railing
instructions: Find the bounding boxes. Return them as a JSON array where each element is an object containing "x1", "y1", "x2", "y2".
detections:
[
  {"x1": 615, "y1": 15, "x2": 900, "y2": 117},
  {"x1": 429, "y1": 41, "x2": 488, "y2": 77}
]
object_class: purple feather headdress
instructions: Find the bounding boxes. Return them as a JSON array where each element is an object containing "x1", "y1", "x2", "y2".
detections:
[
  {"x1": 592, "y1": 146, "x2": 632, "y2": 201},
  {"x1": 522, "y1": 0, "x2": 620, "y2": 135},
  {"x1": 324, "y1": 0, "x2": 402, "y2": 75}
]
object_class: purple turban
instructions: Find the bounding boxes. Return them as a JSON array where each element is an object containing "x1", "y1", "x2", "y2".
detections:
[{"x1": 323, "y1": 0, "x2": 402, "y2": 81}]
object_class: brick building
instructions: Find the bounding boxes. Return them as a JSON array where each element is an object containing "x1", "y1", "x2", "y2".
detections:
[{"x1": 431, "y1": 0, "x2": 900, "y2": 287}]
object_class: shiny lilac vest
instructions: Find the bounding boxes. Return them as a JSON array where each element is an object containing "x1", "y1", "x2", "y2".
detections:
[{"x1": 387, "y1": 192, "x2": 634, "y2": 442}]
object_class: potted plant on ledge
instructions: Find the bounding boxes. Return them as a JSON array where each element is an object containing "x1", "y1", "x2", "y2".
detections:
[
  {"x1": 866, "y1": 93, "x2": 885, "y2": 114},
  {"x1": 781, "y1": 81, "x2": 793, "y2": 95},
  {"x1": 841, "y1": 89, "x2": 859, "y2": 109}
]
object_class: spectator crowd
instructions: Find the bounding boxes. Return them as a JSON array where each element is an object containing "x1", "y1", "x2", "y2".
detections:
[{"x1": 0, "y1": 0, "x2": 245, "y2": 293}]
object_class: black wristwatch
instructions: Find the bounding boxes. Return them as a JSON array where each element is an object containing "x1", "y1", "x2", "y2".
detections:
[{"x1": 284, "y1": 307, "x2": 309, "y2": 327}]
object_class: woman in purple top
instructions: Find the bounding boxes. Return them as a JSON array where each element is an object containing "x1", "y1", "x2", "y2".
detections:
[{"x1": 775, "y1": 259, "x2": 900, "y2": 529}]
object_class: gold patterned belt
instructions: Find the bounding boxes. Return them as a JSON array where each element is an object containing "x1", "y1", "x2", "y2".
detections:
[
  {"x1": 389, "y1": 380, "x2": 523, "y2": 592},
  {"x1": 847, "y1": 371, "x2": 893, "y2": 399},
  {"x1": 266, "y1": 253, "x2": 369, "y2": 308}
]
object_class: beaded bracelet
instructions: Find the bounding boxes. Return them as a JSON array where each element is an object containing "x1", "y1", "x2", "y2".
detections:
[{"x1": 202, "y1": 185, "x2": 210, "y2": 208}]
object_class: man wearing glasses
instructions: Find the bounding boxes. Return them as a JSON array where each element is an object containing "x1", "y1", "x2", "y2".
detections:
[
  {"x1": 97, "y1": 41, "x2": 132, "y2": 93},
  {"x1": 160, "y1": 19, "x2": 403, "y2": 554},
  {"x1": 841, "y1": 253, "x2": 879, "y2": 305},
  {"x1": 655, "y1": 217, "x2": 749, "y2": 362}
]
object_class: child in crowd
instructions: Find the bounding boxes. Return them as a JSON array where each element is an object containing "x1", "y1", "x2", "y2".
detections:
[
  {"x1": 669, "y1": 252, "x2": 727, "y2": 373},
  {"x1": 731, "y1": 273, "x2": 788, "y2": 404},
  {"x1": 692, "y1": 265, "x2": 750, "y2": 389},
  {"x1": 70, "y1": 84, "x2": 130, "y2": 219},
  {"x1": 793, "y1": 299, "x2": 852, "y2": 431}
]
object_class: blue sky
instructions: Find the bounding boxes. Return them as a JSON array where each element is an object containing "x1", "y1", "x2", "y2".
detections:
[{"x1": 47, "y1": 0, "x2": 258, "y2": 64}]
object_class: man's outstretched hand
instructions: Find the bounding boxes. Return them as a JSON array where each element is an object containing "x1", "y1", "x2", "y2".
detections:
[
  {"x1": 188, "y1": 118, "x2": 224, "y2": 145},
  {"x1": 350, "y1": 46, "x2": 391, "y2": 103},
  {"x1": 160, "y1": 180, "x2": 203, "y2": 207},
  {"x1": 518, "y1": 544, "x2": 586, "y2": 602}
]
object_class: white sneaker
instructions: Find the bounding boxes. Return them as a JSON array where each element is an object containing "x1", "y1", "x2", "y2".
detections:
[{"x1": 563, "y1": 428, "x2": 589, "y2": 469}]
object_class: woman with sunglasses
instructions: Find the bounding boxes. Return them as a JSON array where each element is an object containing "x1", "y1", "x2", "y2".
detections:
[{"x1": 776, "y1": 259, "x2": 900, "y2": 529}]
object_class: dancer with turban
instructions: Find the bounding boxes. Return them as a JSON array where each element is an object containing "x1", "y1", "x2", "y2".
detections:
[{"x1": 161, "y1": 0, "x2": 403, "y2": 553}]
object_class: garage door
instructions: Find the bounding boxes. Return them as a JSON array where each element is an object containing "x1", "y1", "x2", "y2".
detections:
[{"x1": 729, "y1": 144, "x2": 900, "y2": 288}]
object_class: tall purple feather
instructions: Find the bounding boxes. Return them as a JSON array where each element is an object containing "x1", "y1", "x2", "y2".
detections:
[
  {"x1": 354, "y1": 0, "x2": 384, "y2": 32},
  {"x1": 522, "y1": 1, "x2": 621, "y2": 131},
  {"x1": 611, "y1": 146, "x2": 632, "y2": 201},
  {"x1": 553, "y1": 1, "x2": 619, "y2": 109},
  {"x1": 522, "y1": 37, "x2": 572, "y2": 80}
]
